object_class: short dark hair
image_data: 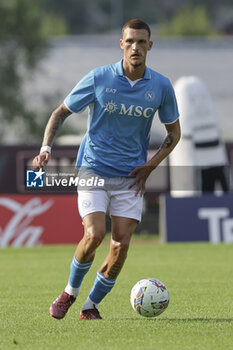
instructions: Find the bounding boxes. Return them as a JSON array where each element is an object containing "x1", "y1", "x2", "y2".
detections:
[{"x1": 122, "y1": 19, "x2": 151, "y2": 38}]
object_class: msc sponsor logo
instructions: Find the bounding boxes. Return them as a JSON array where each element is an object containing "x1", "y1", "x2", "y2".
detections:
[
  {"x1": 104, "y1": 101, "x2": 118, "y2": 114},
  {"x1": 104, "y1": 100, "x2": 154, "y2": 118},
  {"x1": 119, "y1": 104, "x2": 154, "y2": 118}
]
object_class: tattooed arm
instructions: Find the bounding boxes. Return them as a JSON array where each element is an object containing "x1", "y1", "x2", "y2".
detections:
[
  {"x1": 149, "y1": 119, "x2": 181, "y2": 168},
  {"x1": 33, "y1": 103, "x2": 72, "y2": 169},
  {"x1": 128, "y1": 119, "x2": 181, "y2": 196}
]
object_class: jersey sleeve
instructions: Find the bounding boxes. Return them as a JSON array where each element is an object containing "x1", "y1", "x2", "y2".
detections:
[
  {"x1": 64, "y1": 70, "x2": 95, "y2": 113},
  {"x1": 158, "y1": 79, "x2": 179, "y2": 124}
]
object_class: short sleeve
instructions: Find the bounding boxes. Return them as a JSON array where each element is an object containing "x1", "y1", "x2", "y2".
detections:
[
  {"x1": 64, "y1": 70, "x2": 95, "y2": 113},
  {"x1": 158, "y1": 79, "x2": 179, "y2": 124}
]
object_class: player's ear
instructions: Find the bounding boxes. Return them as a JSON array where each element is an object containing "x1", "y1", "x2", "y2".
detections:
[
  {"x1": 148, "y1": 40, "x2": 153, "y2": 51},
  {"x1": 120, "y1": 39, "x2": 124, "y2": 50}
]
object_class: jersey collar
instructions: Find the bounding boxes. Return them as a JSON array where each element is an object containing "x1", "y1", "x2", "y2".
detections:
[{"x1": 115, "y1": 59, "x2": 151, "y2": 80}]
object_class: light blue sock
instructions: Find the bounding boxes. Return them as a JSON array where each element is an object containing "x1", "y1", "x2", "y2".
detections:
[
  {"x1": 68, "y1": 256, "x2": 93, "y2": 288},
  {"x1": 89, "y1": 271, "x2": 116, "y2": 304}
]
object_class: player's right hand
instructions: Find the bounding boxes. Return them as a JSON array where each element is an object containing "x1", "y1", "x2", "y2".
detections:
[{"x1": 33, "y1": 151, "x2": 50, "y2": 170}]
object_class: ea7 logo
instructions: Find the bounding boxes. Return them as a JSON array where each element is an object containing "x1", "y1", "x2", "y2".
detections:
[{"x1": 106, "y1": 88, "x2": 117, "y2": 94}]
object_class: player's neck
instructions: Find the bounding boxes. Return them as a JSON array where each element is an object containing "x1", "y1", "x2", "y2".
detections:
[{"x1": 122, "y1": 60, "x2": 146, "y2": 81}]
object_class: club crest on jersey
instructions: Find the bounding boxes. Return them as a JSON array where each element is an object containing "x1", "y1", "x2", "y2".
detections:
[{"x1": 144, "y1": 91, "x2": 155, "y2": 101}]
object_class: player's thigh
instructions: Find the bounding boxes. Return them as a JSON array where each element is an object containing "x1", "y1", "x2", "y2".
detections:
[
  {"x1": 83, "y1": 211, "x2": 106, "y2": 241},
  {"x1": 78, "y1": 189, "x2": 109, "y2": 240},
  {"x1": 111, "y1": 216, "x2": 138, "y2": 244}
]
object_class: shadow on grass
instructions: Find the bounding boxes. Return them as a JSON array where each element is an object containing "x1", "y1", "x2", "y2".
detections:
[{"x1": 123, "y1": 317, "x2": 233, "y2": 323}]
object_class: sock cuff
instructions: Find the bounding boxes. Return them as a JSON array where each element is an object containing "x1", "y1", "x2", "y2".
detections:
[
  {"x1": 68, "y1": 257, "x2": 93, "y2": 289},
  {"x1": 89, "y1": 272, "x2": 116, "y2": 304},
  {"x1": 97, "y1": 271, "x2": 116, "y2": 287},
  {"x1": 72, "y1": 256, "x2": 93, "y2": 269}
]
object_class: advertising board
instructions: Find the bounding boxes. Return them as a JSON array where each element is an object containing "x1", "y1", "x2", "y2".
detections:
[
  {"x1": 160, "y1": 194, "x2": 233, "y2": 243},
  {"x1": 0, "y1": 195, "x2": 83, "y2": 247}
]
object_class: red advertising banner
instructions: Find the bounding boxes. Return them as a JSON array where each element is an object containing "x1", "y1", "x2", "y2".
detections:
[{"x1": 0, "y1": 195, "x2": 84, "y2": 247}]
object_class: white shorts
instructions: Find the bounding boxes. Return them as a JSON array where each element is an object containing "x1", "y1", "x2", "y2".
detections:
[{"x1": 77, "y1": 174, "x2": 143, "y2": 222}]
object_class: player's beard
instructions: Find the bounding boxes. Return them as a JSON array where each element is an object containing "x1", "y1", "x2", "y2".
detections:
[
  {"x1": 130, "y1": 61, "x2": 143, "y2": 68},
  {"x1": 132, "y1": 62, "x2": 142, "y2": 68},
  {"x1": 129, "y1": 53, "x2": 144, "y2": 68}
]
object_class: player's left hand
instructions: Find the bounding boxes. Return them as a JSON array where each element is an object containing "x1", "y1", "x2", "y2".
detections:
[
  {"x1": 128, "y1": 164, "x2": 155, "y2": 196},
  {"x1": 33, "y1": 151, "x2": 50, "y2": 170}
]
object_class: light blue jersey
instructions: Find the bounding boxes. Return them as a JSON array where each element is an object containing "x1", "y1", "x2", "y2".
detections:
[{"x1": 64, "y1": 60, "x2": 179, "y2": 177}]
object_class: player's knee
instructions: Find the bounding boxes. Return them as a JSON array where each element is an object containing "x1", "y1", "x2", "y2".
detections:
[
  {"x1": 112, "y1": 240, "x2": 129, "y2": 260},
  {"x1": 85, "y1": 225, "x2": 105, "y2": 248}
]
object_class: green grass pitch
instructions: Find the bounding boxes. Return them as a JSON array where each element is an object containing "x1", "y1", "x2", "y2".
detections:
[{"x1": 0, "y1": 238, "x2": 233, "y2": 350}]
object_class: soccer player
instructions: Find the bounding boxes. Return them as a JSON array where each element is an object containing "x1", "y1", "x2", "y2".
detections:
[{"x1": 33, "y1": 19, "x2": 180, "y2": 320}]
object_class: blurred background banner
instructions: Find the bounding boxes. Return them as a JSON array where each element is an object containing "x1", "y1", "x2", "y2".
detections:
[
  {"x1": 0, "y1": 194, "x2": 83, "y2": 247},
  {"x1": 160, "y1": 194, "x2": 233, "y2": 244},
  {"x1": 1, "y1": 0, "x2": 233, "y2": 245}
]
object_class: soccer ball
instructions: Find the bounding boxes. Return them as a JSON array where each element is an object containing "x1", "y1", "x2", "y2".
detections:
[{"x1": 130, "y1": 278, "x2": 170, "y2": 317}]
